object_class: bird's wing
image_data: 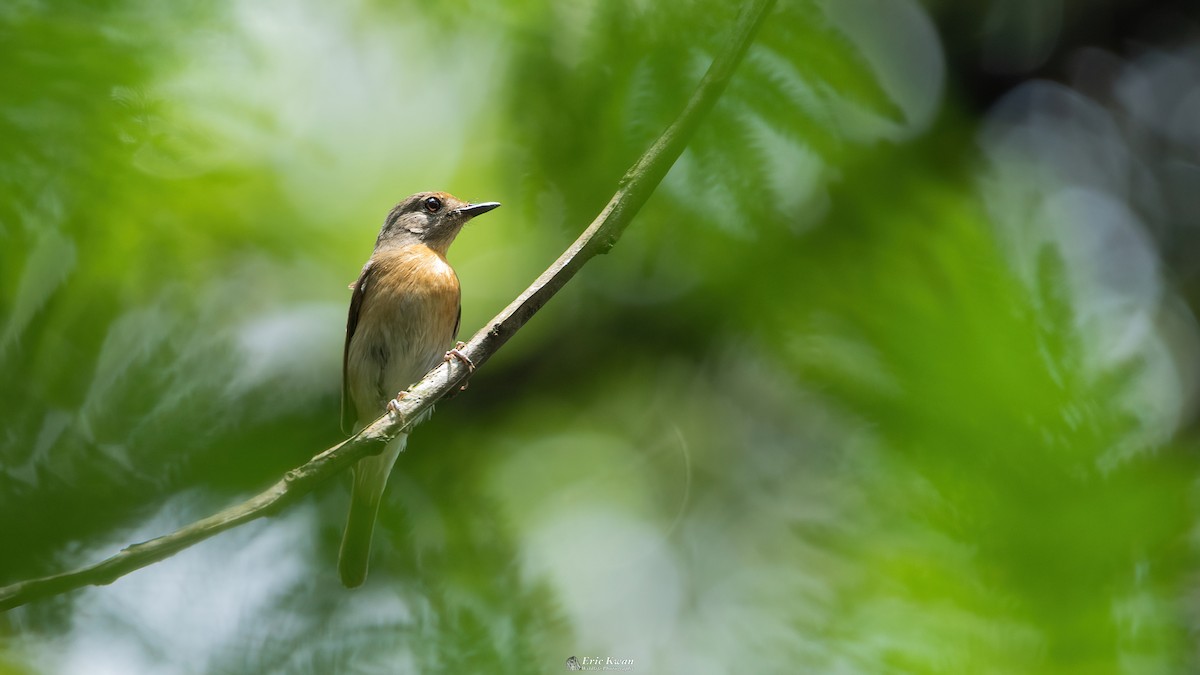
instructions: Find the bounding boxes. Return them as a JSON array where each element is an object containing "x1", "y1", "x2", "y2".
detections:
[{"x1": 342, "y1": 260, "x2": 373, "y2": 434}]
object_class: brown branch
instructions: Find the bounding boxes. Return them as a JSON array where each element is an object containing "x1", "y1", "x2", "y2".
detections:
[{"x1": 0, "y1": 0, "x2": 777, "y2": 612}]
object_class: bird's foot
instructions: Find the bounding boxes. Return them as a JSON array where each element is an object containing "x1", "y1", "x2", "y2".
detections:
[
  {"x1": 445, "y1": 341, "x2": 475, "y2": 372},
  {"x1": 386, "y1": 390, "x2": 409, "y2": 416},
  {"x1": 445, "y1": 342, "x2": 474, "y2": 392}
]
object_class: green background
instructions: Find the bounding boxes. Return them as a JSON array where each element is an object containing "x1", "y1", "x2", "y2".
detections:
[{"x1": 2, "y1": 0, "x2": 1198, "y2": 673}]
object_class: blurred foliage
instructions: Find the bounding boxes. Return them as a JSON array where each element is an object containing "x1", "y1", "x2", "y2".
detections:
[{"x1": 2, "y1": 0, "x2": 1198, "y2": 673}]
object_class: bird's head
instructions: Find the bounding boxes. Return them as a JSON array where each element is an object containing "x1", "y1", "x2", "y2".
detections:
[{"x1": 375, "y1": 191, "x2": 500, "y2": 253}]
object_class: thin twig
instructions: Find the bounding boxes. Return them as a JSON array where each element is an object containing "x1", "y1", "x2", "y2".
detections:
[{"x1": 0, "y1": 0, "x2": 776, "y2": 612}]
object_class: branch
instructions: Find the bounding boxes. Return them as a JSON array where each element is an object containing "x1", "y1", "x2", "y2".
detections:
[{"x1": 0, "y1": 0, "x2": 777, "y2": 612}]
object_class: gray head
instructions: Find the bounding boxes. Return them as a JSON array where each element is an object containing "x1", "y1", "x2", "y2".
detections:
[{"x1": 375, "y1": 191, "x2": 500, "y2": 254}]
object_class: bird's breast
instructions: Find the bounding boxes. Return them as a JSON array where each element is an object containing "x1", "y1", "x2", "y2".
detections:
[
  {"x1": 367, "y1": 245, "x2": 460, "y2": 310},
  {"x1": 348, "y1": 244, "x2": 462, "y2": 412}
]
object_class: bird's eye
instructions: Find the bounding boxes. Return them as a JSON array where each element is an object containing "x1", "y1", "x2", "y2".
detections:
[{"x1": 423, "y1": 196, "x2": 442, "y2": 213}]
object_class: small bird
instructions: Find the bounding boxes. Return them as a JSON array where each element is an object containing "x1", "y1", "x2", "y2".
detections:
[{"x1": 339, "y1": 191, "x2": 500, "y2": 587}]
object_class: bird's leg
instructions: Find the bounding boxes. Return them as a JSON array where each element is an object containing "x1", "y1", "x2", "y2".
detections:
[{"x1": 445, "y1": 341, "x2": 474, "y2": 392}]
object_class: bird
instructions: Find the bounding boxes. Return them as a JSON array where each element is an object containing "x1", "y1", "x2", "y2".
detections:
[{"x1": 339, "y1": 190, "x2": 500, "y2": 588}]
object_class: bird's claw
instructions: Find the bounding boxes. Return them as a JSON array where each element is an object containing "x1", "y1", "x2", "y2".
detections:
[
  {"x1": 445, "y1": 341, "x2": 474, "y2": 392},
  {"x1": 386, "y1": 390, "x2": 408, "y2": 416},
  {"x1": 445, "y1": 342, "x2": 474, "y2": 373}
]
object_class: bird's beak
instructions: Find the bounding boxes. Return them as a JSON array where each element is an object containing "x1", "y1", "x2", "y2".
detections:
[{"x1": 455, "y1": 201, "x2": 501, "y2": 218}]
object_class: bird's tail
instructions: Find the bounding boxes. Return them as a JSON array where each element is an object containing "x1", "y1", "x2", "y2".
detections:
[{"x1": 338, "y1": 432, "x2": 407, "y2": 588}]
